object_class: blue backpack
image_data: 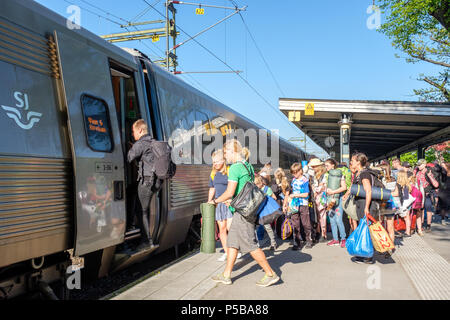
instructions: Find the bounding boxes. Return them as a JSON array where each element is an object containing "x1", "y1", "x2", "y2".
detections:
[{"x1": 257, "y1": 196, "x2": 283, "y2": 225}]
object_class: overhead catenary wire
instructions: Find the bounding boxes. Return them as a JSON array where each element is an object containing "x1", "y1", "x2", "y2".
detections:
[
  {"x1": 141, "y1": 0, "x2": 295, "y2": 126},
  {"x1": 65, "y1": 0, "x2": 324, "y2": 156}
]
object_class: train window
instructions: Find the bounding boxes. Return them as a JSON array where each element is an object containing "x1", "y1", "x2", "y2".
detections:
[{"x1": 81, "y1": 94, "x2": 114, "y2": 152}]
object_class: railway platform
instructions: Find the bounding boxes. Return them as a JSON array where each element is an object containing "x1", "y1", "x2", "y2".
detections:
[{"x1": 106, "y1": 220, "x2": 450, "y2": 300}]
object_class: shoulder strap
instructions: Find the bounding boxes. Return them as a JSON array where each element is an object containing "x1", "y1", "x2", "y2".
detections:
[
  {"x1": 240, "y1": 161, "x2": 254, "y2": 180},
  {"x1": 263, "y1": 185, "x2": 268, "y2": 193}
]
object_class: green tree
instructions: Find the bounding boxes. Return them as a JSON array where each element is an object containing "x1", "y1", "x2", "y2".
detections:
[
  {"x1": 376, "y1": 0, "x2": 450, "y2": 102},
  {"x1": 400, "y1": 150, "x2": 418, "y2": 166}
]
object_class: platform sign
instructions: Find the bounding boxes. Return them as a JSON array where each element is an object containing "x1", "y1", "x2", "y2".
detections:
[
  {"x1": 196, "y1": 8, "x2": 205, "y2": 15},
  {"x1": 288, "y1": 111, "x2": 301, "y2": 122},
  {"x1": 305, "y1": 103, "x2": 314, "y2": 116}
]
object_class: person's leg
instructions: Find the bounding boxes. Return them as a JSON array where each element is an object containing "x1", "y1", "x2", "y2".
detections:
[
  {"x1": 385, "y1": 216, "x2": 395, "y2": 243},
  {"x1": 319, "y1": 209, "x2": 327, "y2": 238},
  {"x1": 137, "y1": 182, "x2": 153, "y2": 245},
  {"x1": 335, "y1": 202, "x2": 346, "y2": 239},
  {"x1": 299, "y1": 206, "x2": 313, "y2": 242},
  {"x1": 404, "y1": 211, "x2": 411, "y2": 235},
  {"x1": 249, "y1": 248, "x2": 275, "y2": 276},
  {"x1": 263, "y1": 224, "x2": 277, "y2": 248},
  {"x1": 217, "y1": 220, "x2": 229, "y2": 255},
  {"x1": 223, "y1": 247, "x2": 238, "y2": 277},
  {"x1": 329, "y1": 211, "x2": 339, "y2": 242},
  {"x1": 425, "y1": 194, "x2": 434, "y2": 229},
  {"x1": 290, "y1": 213, "x2": 301, "y2": 246}
]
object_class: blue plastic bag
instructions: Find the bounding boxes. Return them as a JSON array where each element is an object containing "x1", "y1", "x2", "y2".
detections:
[
  {"x1": 257, "y1": 196, "x2": 283, "y2": 225},
  {"x1": 345, "y1": 217, "x2": 374, "y2": 258}
]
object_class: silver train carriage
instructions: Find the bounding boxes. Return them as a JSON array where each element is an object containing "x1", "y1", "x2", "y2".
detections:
[{"x1": 0, "y1": 0, "x2": 308, "y2": 298}]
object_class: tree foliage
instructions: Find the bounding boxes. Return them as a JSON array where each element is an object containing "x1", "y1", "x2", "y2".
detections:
[{"x1": 376, "y1": 0, "x2": 450, "y2": 102}]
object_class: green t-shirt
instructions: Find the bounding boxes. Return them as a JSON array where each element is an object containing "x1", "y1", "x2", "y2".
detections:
[
  {"x1": 228, "y1": 161, "x2": 255, "y2": 213},
  {"x1": 262, "y1": 185, "x2": 274, "y2": 197}
]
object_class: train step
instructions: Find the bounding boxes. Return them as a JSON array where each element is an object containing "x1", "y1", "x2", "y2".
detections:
[{"x1": 111, "y1": 244, "x2": 159, "y2": 274}]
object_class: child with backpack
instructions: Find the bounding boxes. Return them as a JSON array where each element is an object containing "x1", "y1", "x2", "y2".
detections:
[
  {"x1": 255, "y1": 175, "x2": 278, "y2": 251},
  {"x1": 284, "y1": 163, "x2": 313, "y2": 250}
]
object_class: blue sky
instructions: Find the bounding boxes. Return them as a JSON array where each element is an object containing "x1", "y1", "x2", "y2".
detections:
[{"x1": 35, "y1": 0, "x2": 441, "y2": 159}]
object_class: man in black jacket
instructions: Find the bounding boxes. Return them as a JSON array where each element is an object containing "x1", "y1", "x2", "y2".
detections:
[{"x1": 127, "y1": 119, "x2": 160, "y2": 250}]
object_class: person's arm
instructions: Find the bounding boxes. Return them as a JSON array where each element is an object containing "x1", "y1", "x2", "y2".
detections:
[
  {"x1": 362, "y1": 177, "x2": 372, "y2": 215},
  {"x1": 426, "y1": 170, "x2": 440, "y2": 188},
  {"x1": 391, "y1": 185, "x2": 399, "y2": 197},
  {"x1": 208, "y1": 188, "x2": 216, "y2": 202},
  {"x1": 213, "y1": 181, "x2": 238, "y2": 204},
  {"x1": 327, "y1": 179, "x2": 347, "y2": 195},
  {"x1": 290, "y1": 192, "x2": 309, "y2": 198},
  {"x1": 271, "y1": 193, "x2": 277, "y2": 200},
  {"x1": 127, "y1": 141, "x2": 142, "y2": 163}
]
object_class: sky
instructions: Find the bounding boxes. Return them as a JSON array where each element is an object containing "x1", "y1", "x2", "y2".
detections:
[{"x1": 35, "y1": 0, "x2": 442, "y2": 159}]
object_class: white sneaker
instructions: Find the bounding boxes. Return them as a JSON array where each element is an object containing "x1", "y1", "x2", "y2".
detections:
[
  {"x1": 217, "y1": 253, "x2": 227, "y2": 262},
  {"x1": 236, "y1": 252, "x2": 242, "y2": 259}
]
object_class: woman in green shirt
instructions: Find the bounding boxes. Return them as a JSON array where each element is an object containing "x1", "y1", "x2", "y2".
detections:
[{"x1": 210, "y1": 139, "x2": 280, "y2": 287}]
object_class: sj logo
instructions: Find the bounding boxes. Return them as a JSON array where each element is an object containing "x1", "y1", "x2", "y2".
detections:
[{"x1": 1, "y1": 92, "x2": 43, "y2": 130}]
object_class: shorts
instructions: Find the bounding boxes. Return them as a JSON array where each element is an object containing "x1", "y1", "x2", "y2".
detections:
[
  {"x1": 226, "y1": 212, "x2": 259, "y2": 254},
  {"x1": 215, "y1": 202, "x2": 233, "y2": 221},
  {"x1": 424, "y1": 194, "x2": 435, "y2": 213}
]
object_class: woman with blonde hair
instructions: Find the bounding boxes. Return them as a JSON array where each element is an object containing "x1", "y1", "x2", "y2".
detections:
[
  {"x1": 393, "y1": 170, "x2": 413, "y2": 237},
  {"x1": 208, "y1": 149, "x2": 233, "y2": 261},
  {"x1": 210, "y1": 139, "x2": 279, "y2": 287},
  {"x1": 309, "y1": 158, "x2": 328, "y2": 242}
]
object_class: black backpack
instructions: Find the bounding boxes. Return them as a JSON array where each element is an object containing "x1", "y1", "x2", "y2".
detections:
[
  {"x1": 425, "y1": 163, "x2": 447, "y2": 190},
  {"x1": 148, "y1": 140, "x2": 177, "y2": 180},
  {"x1": 358, "y1": 168, "x2": 385, "y2": 189}
]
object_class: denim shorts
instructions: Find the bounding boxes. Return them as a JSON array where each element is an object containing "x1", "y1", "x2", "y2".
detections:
[{"x1": 215, "y1": 202, "x2": 233, "y2": 221}]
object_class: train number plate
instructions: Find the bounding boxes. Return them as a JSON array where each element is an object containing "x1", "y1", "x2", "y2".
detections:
[{"x1": 95, "y1": 162, "x2": 113, "y2": 173}]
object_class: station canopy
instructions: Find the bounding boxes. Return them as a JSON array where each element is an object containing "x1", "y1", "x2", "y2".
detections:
[{"x1": 279, "y1": 98, "x2": 450, "y2": 161}]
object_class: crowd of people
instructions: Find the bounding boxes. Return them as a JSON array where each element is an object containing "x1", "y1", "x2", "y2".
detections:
[{"x1": 207, "y1": 139, "x2": 449, "y2": 286}]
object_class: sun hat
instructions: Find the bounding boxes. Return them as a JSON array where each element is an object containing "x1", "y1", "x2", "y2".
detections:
[{"x1": 308, "y1": 158, "x2": 323, "y2": 167}]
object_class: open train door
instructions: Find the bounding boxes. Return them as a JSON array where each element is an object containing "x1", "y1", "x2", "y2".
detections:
[{"x1": 54, "y1": 31, "x2": 126, "y2": 256}]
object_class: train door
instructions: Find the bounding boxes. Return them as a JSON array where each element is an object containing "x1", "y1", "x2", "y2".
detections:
[{"x1": 54, "y1": 31, "x2": 126, "y2": 256}]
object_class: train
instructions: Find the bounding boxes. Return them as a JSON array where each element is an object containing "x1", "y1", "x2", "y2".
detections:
[{"x1": 0, "y1": 0, "x2": 308, "y2": 299}]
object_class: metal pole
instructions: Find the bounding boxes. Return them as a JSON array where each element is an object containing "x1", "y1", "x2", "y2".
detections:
[{"x1": 166, "y1": 0, "x2": 170, "y2": 71}]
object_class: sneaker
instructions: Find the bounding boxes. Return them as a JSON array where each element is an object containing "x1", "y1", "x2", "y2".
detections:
[
  {"x1": 352, "y1": 257, "x2": 374, "y2": 265},
  {"x1": 417, "y1": 229, "x2": 424, "y2": 236},
  {"x1": 217, "y1": 253, "x2": 227, "y2": 262},
  {"x1": 236, "y1": 252, "x2": 242, "y2": 259},
  {"x1": 425, "y1": 226, "x2": 431, "y2": 233},
  {"x1": 212, "y1": 273, "x2": 232, "y2": 285},
  {"x1": 291, "y1": 245, "x2": 300, "y2": 251},
  {"x1": 327, "y1": 240, "x2": 340, "y2": 246},
  {"x1": 269, "y1": 245, "x2": 277, "y2": 251},
  {"x1": 256, "y1": 273, "x2": 280, "y2": 287},
  {"x1": 304, "y1": 241, "x2": 313, "y2": 249},
  {"x1": 340, "y1": 239, "x2": 346, "y2": 248}
]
